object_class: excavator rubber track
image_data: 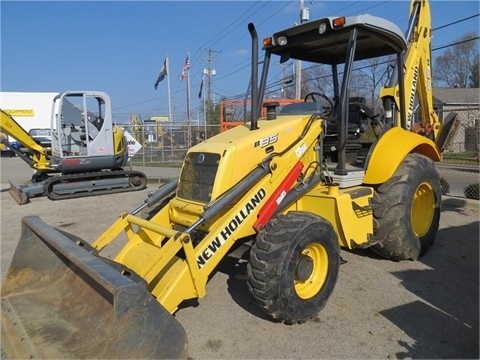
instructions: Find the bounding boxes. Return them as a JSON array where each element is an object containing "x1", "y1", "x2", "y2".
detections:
[{"x1": 44, "y1": 169, "x2": 148, "y2": 201}]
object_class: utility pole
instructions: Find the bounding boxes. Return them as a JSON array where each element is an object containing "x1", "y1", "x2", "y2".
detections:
[
  {"x1": 200, "y1": 48, "x2": 221, "y2": 123},
  {"x1": 295, "y1": 0, "x2": 310, "y2": 99},
  {"x1": 201, "y1": 70, "x2": 207, "y2": 125}
]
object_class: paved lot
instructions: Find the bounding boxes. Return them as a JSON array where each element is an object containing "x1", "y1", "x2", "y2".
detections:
[{"x1": 1, "y1": 156, "x2": 479, "y2": 359}]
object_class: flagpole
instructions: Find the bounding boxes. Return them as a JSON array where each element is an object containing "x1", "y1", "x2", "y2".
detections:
[
  {"x1": 202, "y1": 71, "x2": 206, "y2": 136},
  {"x1": 166, "y1": 56, "x2": 172, "y2": 123},
  {"x1": 166, "y1": 56, "x2": 173, "y2": 156},
  {"x1": 186, "y1": 52, "x2": 191, "y2": 123}
]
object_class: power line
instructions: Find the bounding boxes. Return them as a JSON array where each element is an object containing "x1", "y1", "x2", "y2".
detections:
[
  {"x1": 226, "y1": 14, "x2": 480, "y2": 100},
  {"x1": 433, "y1": 36, "x2": 480, "y2": 52},
  {"x1": 189, "y1": 2, "x2": 269, "y2": 71},
  {"x1": 433, "y1": 14, "x2": 480, "y2": 31},
  {"x1": 115, "y1": 7, "x2": 479, "y2": 116}
]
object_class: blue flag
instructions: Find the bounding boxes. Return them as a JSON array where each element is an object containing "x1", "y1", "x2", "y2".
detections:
[
  {"x1": 198, "y1": 78, "x2": 203, "y2": 98},
  {"x1": 154, "y1": 58, "x2": 167, "y2": 90}
]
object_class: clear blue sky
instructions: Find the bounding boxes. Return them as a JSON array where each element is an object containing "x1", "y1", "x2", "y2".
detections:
[{"x1": 1, "y1": 1, "x2": 479, "y2": 123}]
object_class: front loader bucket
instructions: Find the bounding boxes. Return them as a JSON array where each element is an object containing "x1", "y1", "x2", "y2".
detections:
[{"x1": 1, "y1": 216, "x2": 188, "y2": 359}]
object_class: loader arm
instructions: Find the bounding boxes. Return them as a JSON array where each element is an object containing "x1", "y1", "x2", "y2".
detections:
[
  {"x1": 89, "y1": 113, "x2": 327, "y2": 311},
  {"x1": 380, "y1": 0, "x2": 441, "y2": 141},
  {"x1": 0, "y1": 109, "x2": 50, "y2": 170}
]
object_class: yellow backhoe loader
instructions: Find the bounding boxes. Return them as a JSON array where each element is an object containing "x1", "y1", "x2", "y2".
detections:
[
  {"x1": 1, "y1": 1, "x2": 459, "y2": 358},
  {"x1": 0, "y1": 91, "x2": 147, "y2": 205}
]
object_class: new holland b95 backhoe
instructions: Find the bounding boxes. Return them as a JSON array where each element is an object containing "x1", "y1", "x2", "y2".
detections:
[{"x1": 1, "y1": 1, "x2": 459, "y2": 358}]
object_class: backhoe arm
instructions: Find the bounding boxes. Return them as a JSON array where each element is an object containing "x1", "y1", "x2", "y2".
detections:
[
  {"x1": 0, "y1": 109, "x2": 51, "y2": 170},
  {"x1": 380, "y1": 0, "x2": 440, "y2": 140}
]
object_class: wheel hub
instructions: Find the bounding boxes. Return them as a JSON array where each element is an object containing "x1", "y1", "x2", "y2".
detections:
[
  {"x1": 295, "y1": 255, "x2": 313, "y2": 282},
  {"x1": 412, "y1": 181, "x2": 435, "y2": 237},
  {"x1": 294, "y1": 244, "x2": 329, "y2": 300}
]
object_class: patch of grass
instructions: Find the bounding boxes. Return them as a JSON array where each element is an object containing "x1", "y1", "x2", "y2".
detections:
[{"x1": 443, "y1": 151, "x2": 478, "y2": 165}]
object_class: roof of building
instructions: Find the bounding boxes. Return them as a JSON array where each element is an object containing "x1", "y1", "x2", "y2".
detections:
[{"x1": 433, "y1": 87, "x2": 480, "y2": 105}]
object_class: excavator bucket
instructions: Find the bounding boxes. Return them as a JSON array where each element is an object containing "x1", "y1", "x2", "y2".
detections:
[{"x1": 1, "y1": 216, "x2": 188, "y2": 359}]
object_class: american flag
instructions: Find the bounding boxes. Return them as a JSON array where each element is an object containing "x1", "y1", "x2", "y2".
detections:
[{"x1": 179, "y1": 55, "x2": 190, "y2": 81}]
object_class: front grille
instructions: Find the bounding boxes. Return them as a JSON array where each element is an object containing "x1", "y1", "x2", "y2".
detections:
[{"x1": 177, "y1": 152, "x2": 220, "y2": 203}]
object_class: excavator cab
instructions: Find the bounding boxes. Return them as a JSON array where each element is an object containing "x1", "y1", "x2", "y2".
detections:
[{"x1": 50, "y1": 91, "x2": 128, "y2": 172}]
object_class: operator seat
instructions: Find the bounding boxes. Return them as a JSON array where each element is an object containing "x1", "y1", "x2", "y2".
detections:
[
  {"x1": 326, "y1": 97, "x2": 371, "y2": 135},
  {"x1": 93, "y1": 116, "x2": 104, "y2": 131},
  {"x1": 323, "y1": 97, "x2": 373, "y2": 164}
]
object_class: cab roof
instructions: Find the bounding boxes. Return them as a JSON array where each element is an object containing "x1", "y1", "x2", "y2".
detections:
[{"x1": 265, "y1": 14, "x2": 407, "y2": 65}]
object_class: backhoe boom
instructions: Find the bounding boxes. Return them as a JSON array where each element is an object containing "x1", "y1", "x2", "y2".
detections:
[{"x1": 380, "y1": 0, "x2": 440, "y2": 140}]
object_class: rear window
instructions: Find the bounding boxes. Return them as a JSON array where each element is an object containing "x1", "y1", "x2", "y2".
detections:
[{"x1": 29, "y1": 129, "x2": 52, "y2": 137}]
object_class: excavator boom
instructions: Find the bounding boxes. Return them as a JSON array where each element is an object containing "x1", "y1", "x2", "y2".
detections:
[{"x1": 0, "y1": 110, "x2": 50, "y2": 170}]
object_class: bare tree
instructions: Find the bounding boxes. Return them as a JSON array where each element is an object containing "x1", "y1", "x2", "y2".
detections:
[
  {"x1": 304, "y1": 64, "x2": 334, "y2": 96},
  {"x1": 303, "y1": 57, "x2": 391, "y2": 111},
  {"x1": 468, "y1": 52, "x2": 479, "y2": 87},
  {"x1": 354, "y1": 57, "x2": 392, "y2": 110},
  {"x1": 433, "y1": 32, "x2": 480, "y2": 88}
]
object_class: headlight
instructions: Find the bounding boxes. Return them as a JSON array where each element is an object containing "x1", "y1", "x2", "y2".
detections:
[
  {"x1": 318, "y1": 22, "x2": 327, "y2": 34},
  {"x1": 277, "y1": 36, "x2": 288, "y2": 46}
]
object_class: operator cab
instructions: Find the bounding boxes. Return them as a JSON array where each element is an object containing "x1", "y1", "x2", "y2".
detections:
[
  {"x1": 52, "y1": 92, "x2": 114, "y2": 158},
  {"x1": 256, "y1": 14, "x2": 408, "y2": 176},
  {"x1": 49, "y1": 91, "x2": 128, "y2": 173}
]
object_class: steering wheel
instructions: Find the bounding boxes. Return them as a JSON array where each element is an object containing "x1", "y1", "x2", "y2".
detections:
[{"x1": 304, "y1": 92, "x2": 334, "y2": 116}]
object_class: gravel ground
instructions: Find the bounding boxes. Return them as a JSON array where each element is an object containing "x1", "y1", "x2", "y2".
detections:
[{"x1": 1, "y1": 156, "x2": 479, "y2": 359}]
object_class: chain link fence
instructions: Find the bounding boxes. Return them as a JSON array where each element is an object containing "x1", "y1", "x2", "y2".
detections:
[
  {"x1": 125, "y1": 123, "x2": 220, "y2": 182},
  {"x1": 437, "y1": 107, "x2": 479, "y2": 199},
  {"x1": 125, "y1": 108, "x2": 479, "y2": 199}
]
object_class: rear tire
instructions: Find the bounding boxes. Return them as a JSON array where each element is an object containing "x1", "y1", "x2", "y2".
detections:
[
  {"x1": 371, "y1": 153, "x2": 441, "y2": 260},
  {"x1": 247, "y1": 211, "x2": 340, "y2": 324}
]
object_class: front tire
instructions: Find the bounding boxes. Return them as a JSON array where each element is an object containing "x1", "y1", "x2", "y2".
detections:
[
  {"x1": 371, "y1": 153, "x2": 441, "y2": 260},
  {"x1": 247, "y1": 212, "x2": 340, "y2": 324}
]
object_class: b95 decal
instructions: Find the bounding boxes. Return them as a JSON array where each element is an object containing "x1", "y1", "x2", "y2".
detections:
[{"x1": 254, "y1": 133, "x2": 278, "y2": 148}]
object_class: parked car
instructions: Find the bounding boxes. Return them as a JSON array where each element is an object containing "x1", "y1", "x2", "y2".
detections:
[
  {"x1": 29, "y1": 128, "x2": 52, "y2": 148},
  {"x1": 19, "y1": 128, "x2": 52, "y2": 154}
]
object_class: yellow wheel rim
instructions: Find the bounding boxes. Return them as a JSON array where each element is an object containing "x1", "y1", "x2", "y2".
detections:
[
  {"x1": 294, "y1": 243, "x2": 329, "y2": 300},
  {"x1": 411, "y1": 181, "x2": 435, "y2": 237}
]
